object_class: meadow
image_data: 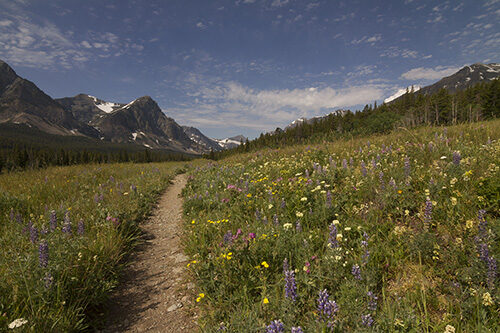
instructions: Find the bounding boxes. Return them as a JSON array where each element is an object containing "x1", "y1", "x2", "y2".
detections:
[
  {"x1": 0, "y1": 161, "x2": 194, "y2": 331},
  {"x1": 183, "y1": 120, "x2": 499, "y2": 332}
]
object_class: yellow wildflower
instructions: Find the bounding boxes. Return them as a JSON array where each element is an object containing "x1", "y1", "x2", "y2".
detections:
[
  {"x1": 261, "y1": 261, "x2": 269, "y2": 268},
  {"x1": 482, "y1": 292, "x2": 494, "y2": 306},
  {"x1": 196, "y1": 293, "x2": 205, "y2": 302},
  {"x1": 263, "y1": 298, "x2": 269, "y2": 304}
]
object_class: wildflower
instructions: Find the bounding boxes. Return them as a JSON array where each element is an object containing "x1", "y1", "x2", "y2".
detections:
[
  {"x1": 444, "y1": 325, "x2": 455, "y2": 333},
  {"x1": 8, "y1": 318, "x2": 28, "y2": 329},
  {"x1": 394, "y1": 318, "x2": 405, "y2": 327},
  {"x1": 404, "y1": 156, "x2": 410, "y2": 177},
  {"x1": 77, "y1": 220, "x2": 84, "y2": 235},
  {"x1": 361, "y1": 313, "x2": 374, "y2": 327},
  {"x1": 266, "y1": 320, "x2": 284, "y2": 333},
  {"x1": 38, "y1": 241, "x2": 49, "y2": 267},
  {"x1": 263, "y1": 298, "x2": 269, "y2": 304},
  {"x1": 284, "y1": 269, "x2": 297, "y2": 301},
  {"x1": 62, "y1": 211, "x2": 72, "y2": 234},
  {"x1": 317, "y1": 289, "x2": 339, "y2": 326},
  {"x1": 424, "y1": 200, "x2": 433, "y2": 225},
  {"x1": 296, "y1": 212, "x2": 303, "y2": 218},
  {"x1": 283, "y1": 223, "x2": 293, "y2": 230},
  {"x1": 268, "y1": 204, "x2": 273, "y2": 209},
  {"x1": 296, "y1": 221, "x2": 302, "y2": 232},
  {"x1": 367, "y1": 291, "x2": 378, "y2": 311},
  {"x1": 326, "y1": 190, "x2": 332, "y2": 208},
  {"x1": 450, "y1": 197, "x2": 457, "y2": 206},
  {"x1": 342, "y1": 159, "x2": 348, "y2": 169},
  {"x1": 452, "y1": 151, "x2": 461, "y2": 165},
  {"x1": 43, "y1": 271, "x2": 53, "y2": 289},
  {"x1": 29, "y1": 222, "x2": 38, "y2": 244},
  {"x1": 291, "y1": 327, "x2": 304, "y2": 333},
  {"x1": 352, "y1": 264, "x2": 361, "y2": 280},
  {"x1": 261, "y1": 261, "x2": 269, "y2": 268},
  {"x1": 187, "y1": 260, "x2": 197, "y2": 267},
  {"x1": 482, "y1": 292, "x2": 494, "y2": 306},
  {"x1": 300, "y1": 197, "x2": 307, "y2": 202},
  {"x1": 223, "y1": 230, "x2": 233, "y2": 245},
  {"x1": 328, "y1": 222, "x2": 338, "y2": 248},
  {"x1": 196, "y1": 293, "x2": 205, "y2": 302},
  {"x1": 361, "y1": 161, "x2": 367, "y2": 176}
]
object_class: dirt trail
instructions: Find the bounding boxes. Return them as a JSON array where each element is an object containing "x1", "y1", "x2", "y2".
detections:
[{"x1": 103, "y1": 174, "x2": 198, "y2": 332}]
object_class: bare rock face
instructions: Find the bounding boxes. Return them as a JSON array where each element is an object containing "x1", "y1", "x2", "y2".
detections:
[{"x1": 0, "y1": 59, "x2": 99, "y2": 137}]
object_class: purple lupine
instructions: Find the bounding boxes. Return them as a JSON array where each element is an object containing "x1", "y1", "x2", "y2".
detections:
[
  {"x1": 266, "y1": 320, "x2": 284, "y2": 333},
  {"x1": 424, "y1": 200, "x2": 432, "y2": 225},
  {"x1": 326, "y1": 190, "x2": 332, "y2": 208},
  {"x1": 317, "y1": 289, "x2": 339, "y2": 325},
  {"x1": 452, "y1": 151, "x2": 461, "y2": 165},
  {"x1": 379, "y1": 171, "x2": 384, "y2": 189},
  {"x1": 273, "y1": 214, "x2": 279, "y2": 226},
  {"x1": 389, "y1": 178, "x2": 396, "y2": 189},
  {"x1": 361, "y1": 313, "x2": 374, "y2": 327},
  {"x1": 44, "y1": 272, "x2": 53, "y2": 289},
  {"x1": 305, "y1": 169, "x2": 309, "y2": 178},
  {"x1": 352, "y1": 264, "x2": 361, "y2": 280},
  {"x1": 371, "y1": 158, "x2": 376, "y2": 170},
  {"x1": 77, "y1": 220, "x2": 84, "y2": 235},
  {"x1": 283, "y1": 258, "x2": 289, "y2": 272},
  {"x1": 38, "y1": 240, "x2": 49, "y2": 267},
  {"x1": 487, "y1": 256, "x2": 497, "y2": 290},
  {"x1": 62, "y1": 211, "x2": 72, "y2": 234},
  {"x1": 29, "y1": 223, "x2": 38, "y2": 244},
  {"x1": 223, "y1": 230, "x2": 233, "y2": 245},
  {"x1": 404, "y1": 157, "x2": 410, "y2": 177},
  {"x1": 367, "y1": 291, "x2": 378, "y2": 311},
  {"x1": 362, "y1": 232, "x2": 370, "y2": 264},
  {"x1": 360, "y1": 161, "x2": 367, "y2": 177},
  {"x1": 284, "y1": 269, "x2": 297, "y2": 301},
  {"x1": 349, "y1": 157, "x2": 354, "y2": 166},
  {"x1": 131, "y1": 184, "x2": 137, "y2": 193},
  {"x1": 342, "y1": 159, "x2": 348, "y2": 169},
  {"x1": 49, "y1": 210, "x2": 57, "y2": 231},
  {"x1": 16, "y1": 213, "x2": 23, "y2": 224},
  {"x1": 280, "y1": 198, "x2": 286, "y2": 209},
  {"x1": 328, "y1": 222, "x2": 338, "y2": 248},
  {"x1": 291, "y1": 327, "x2": 304, "y2": 333},
  {"x1": 9, "y1": 209, "x2": 14, "y2": 222},
  {"x1": 296, "y1": 221, "x2": 302, "y2": 232}
]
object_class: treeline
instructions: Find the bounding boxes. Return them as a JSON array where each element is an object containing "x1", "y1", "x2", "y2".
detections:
[
  {"x1": 0, "y1": 124, "x2": 194, "y2": 173},
  {"x1": 209, "y1": 78, "x2": 500, "y2": 159}
]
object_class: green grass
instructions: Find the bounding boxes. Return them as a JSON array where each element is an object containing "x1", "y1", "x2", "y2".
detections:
[
  {"x1": 0, "y1": 161, "x2": 201, "y2": 331},
  {"x1": 183, "y1": 120, "x2": 499, "y2": 332}
]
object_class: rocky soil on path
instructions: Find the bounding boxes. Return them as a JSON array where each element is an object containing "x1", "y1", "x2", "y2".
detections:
[{"x1": 103, "y1": 174, "x2": 198, "y2": 332}]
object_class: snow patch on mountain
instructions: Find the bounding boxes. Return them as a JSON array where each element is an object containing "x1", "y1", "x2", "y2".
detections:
[{"x1": 384, "y1": 86, "x2": 421, "y2": 103}]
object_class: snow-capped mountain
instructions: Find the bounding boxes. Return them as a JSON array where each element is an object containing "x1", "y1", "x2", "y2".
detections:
[
  {"x1": 214, "y1": 135, "x2": 247, "y2": 149},
  {"x1": 384, "y1": 86, "x2": 421, "y2": 103},
  {"x1": 385, "y1": 63, "x2": 500, "y2": 103},
  {"x1": 182, "y1": 126, "x2": 224, "y2": 152},
  {"x1": 56, "y1": 94, "x2": 124, "y2": 124},
  {"x1": 285, "y1": 110, "x2": 348, "y2": 131}
]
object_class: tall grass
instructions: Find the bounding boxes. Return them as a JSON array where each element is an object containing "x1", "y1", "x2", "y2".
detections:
[
  {"x1": 183, "y1": 120, "x2": 499, "y2": 332},
  {"x1": 0, "y1": 161, "x2": 197, "y2": 331}
]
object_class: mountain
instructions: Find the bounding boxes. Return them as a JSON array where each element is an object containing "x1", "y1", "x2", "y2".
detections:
[
  {"x1": 214, "y1": 135, "x2": 247, "y2": 149},
  {"x1": 418, "y1": 63, "x2": 500, "y2": 95},
  {"x1": 56, "y1": 94, "x2": 123, "y2": 124},
  {"x1": 91, "y1": 96, "x2": 205, "y2": 154},
  {"x1": 285, "y1": 110, "x2": 349, "y2": 131},
  {"x1": 387, "y1": 63, "x2": 500, "y2": 104},
  {"x1": 0, "y1": 60, "x2": 99, "y2": 137},
  {"x1": 182, "y1": 126, "x2": 224, "y2": 152}
]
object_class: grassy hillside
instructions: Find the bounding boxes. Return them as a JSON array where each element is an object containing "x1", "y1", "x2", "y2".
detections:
[
  {"x1": 183, "y1": 120, "x2": 499, "y2": 332},
  {"x1": 0, "y1": 161, "x2": 203, "y2": 331}
]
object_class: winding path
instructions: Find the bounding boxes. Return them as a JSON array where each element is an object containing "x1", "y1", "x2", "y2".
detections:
[{"x1": 104, "y1": 174, "x2": 198, "y2": 332}]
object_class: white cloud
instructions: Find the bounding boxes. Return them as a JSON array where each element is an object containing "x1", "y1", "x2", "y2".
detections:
[
  {"x1": 380, "y1": 46, "x2": 422, "y2": 58},
  {"x1": 271, "y1": 0, "x2": 289, "y2": 7},
  {"x1": 196, "y1": 22, "x2": 206, "y2": 29},
  {"x1": 401, "y1": 66, "x2": 461, "y2": 81},
  {"x1": 351, "y1": 34, "x2": 381, "y2": 45},
  {"x1": 170, "y1": 81, "x2": 386, "y2": 132}
]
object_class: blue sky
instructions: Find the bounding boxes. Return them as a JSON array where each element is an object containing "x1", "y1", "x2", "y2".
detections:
[{"x1": 0, "y1": 0, "x2": 499, "y2": 138}]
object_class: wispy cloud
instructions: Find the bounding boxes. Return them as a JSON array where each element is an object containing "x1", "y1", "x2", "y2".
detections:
[
  {"x1": 401, "y1": 65, "x2": 461, "y2": 81},
  {"x1": 351, "y1": 34, "x2": 382, "y2": 45},
  {"x1": 170, "y1": 81, "x2": 387, "y2": 132},
  {"x1": 0, "y1": 3, "x2": 144, "y2": 70},
  {"x1": 380, "y1": 46, "x2": 431, "y2": 59}
]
